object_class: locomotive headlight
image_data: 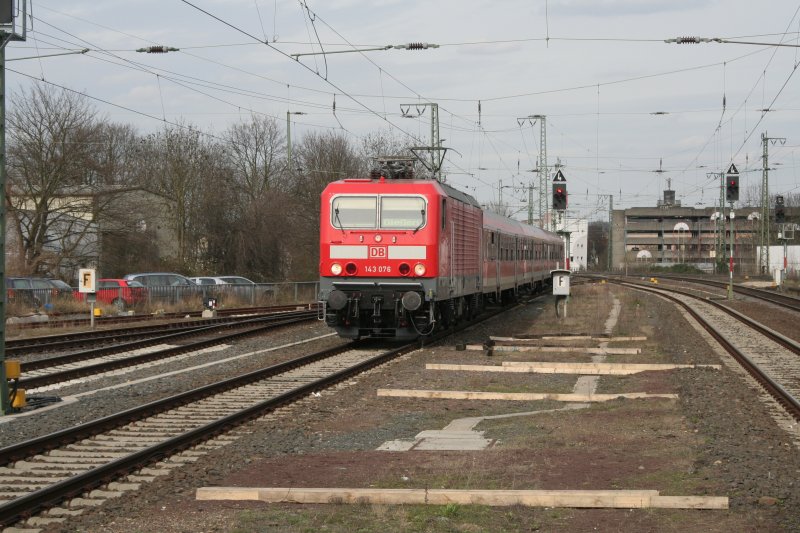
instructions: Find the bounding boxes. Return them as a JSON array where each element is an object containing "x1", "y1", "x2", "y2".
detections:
[
  {"x1": 330, "y1": 263, "x2": 343, "y2": 276},
  {"x1": 398, "y1": 263, "x2": 410, "y2": 276},
  {"x1": 413, "y1": 263, "x2": 427, "y2": 276},
  {"x1": 345, "y1": 262, "x2": 358, "y2": 275},
  {"x1": 374, "y1": 234, "x2": 383, "y2": 242}
]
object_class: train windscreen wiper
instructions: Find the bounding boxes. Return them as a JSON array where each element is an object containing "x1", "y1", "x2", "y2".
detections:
[
  {"x1": 334, "y1": 207, "x2": 346, "y2": 235},
  {"x1": 412, "y1": 209, "x2": 426, "y2": 234}
]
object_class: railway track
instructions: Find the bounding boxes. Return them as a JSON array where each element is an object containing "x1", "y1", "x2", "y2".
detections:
[
  {"x1": 8, "y1": 307, "x2": 316, "y2": 358},
  {"x1": 641, "y1": 274, "x2": 800, "y2": 312},
  {"x1": 0, "y1": 294, "x2": 530, "y2": 528},
  {"x1": 8, "y1": 303, "x2": 317, "y2": 331},
  {"x1": 609, "y1": 279, "x2": 800, "y2": 422},
  {"x1": 16, "y1": 310, "x2": 318, "y2": 390}
]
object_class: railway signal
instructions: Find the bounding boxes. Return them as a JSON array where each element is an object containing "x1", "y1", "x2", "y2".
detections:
[
  {"x1": 552, "y1": 170, "x2": 567, "y2": 211},
  {"x1": 775, "y1": 195, "x2": 785, "y2": 223},
  {"x1": 725, "y1": 163, "x2": 739, "y2": 202}
]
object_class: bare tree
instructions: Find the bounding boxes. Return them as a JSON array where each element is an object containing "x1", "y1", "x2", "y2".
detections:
[
  {"x1": 224, "y1": 114, "x2": 286, "y2": 202},
  {"x1": 136, "y1": 123, "x2": 222, "y2": 271},
  {"x1": 6, "y1": 84, "x2": 102, "y2": 276},
  {"x1": 288, "y1": 131, "x2": 361, "y2": 279},
  {"x1": 356, "y1": 129, "x2": 412, "y2": 175}
]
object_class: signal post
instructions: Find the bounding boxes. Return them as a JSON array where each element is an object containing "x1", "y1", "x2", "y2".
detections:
[
  {"x1": 775, "y1": 195, "x2": 791, "y2": 289},
  {"x1": 552, "y1": 170, "x2": 570, "y2": 271},
  {"x1": 725, "y1": 164, "x2": 739, "y2": 300}
]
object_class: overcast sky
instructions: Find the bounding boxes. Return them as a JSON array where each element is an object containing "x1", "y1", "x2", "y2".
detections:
[{"x1": 6, "y1": 0, "x2": 800, "y2": 220}]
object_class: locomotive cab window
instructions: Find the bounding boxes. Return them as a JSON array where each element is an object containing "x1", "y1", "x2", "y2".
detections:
[
  {"x1": 331, "y1": 196, "x2": 377, "y2": 228},
  {"x1": 380, "y1": 196, "x2": 426, "y2": 230}
]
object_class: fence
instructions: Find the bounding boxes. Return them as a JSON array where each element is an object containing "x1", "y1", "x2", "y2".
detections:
[{"x1": 6, "y1": 281, "x2": 321, "y2": 316}]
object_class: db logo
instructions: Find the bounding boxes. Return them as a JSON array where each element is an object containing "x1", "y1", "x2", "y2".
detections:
[{"x1": 369, "y1": 246, "x2": 387, "y2": 258}]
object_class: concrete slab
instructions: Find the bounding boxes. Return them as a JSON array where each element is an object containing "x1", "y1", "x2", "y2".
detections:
[
  {"x1": 413, "y1": 439, "x2": 494, "y2": 451},
  {"x1": 375, "y1": 440, "x2": 416, "y2": 451}
]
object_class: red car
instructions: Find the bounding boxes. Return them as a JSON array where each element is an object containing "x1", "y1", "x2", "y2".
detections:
[{"x1": 74, "y1": 278, "x2": 148, "y2": 310}]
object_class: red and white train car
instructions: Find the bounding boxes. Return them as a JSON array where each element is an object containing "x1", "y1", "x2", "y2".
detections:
[{"x1": 318, "y1": 168, "x2": 564, "y2": 340}]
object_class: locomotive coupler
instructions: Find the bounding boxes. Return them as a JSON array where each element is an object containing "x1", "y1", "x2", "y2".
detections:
[{"x1": 371, "y1": 295, "x2": 384, "y2": 323}]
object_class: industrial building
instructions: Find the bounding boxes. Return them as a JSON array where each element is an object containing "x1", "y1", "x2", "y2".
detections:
[{"x1": 609, "y1": 186, "x2": 790, "y2": 276}]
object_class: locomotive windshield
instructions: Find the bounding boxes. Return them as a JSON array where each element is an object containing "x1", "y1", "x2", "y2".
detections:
[
  {"x1": 331, "y1": 196, "x2": 377, "y2": 228},
  {"x1": 380, "y1": 196, "x2": 426, "y2": 229},
  {"x1": 331, "y1": 195, "x2": 426, "y2": 230}
]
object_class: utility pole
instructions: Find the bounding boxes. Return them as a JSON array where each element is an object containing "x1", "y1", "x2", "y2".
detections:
[
  {"x1": 1, "y1": 1, "x2": 27, "y2": 416},
  {"x1": 717, "y1": 171, "x2": 725, "y2": 268},
  {"x1": 517, "y1": 115, "x2": 547, "y2": 228},
  {"x1": 286, "y1": 111, "x2": 305, "y2": 171},
  {"x1": 759, "y1": 133, "x2": 786, "y2": 275},
  {"x1": 526, "y1": 182, "x2": 535, "y2": 225},
  {"x1": 608, "y1": 195, "x2": 613, "y2": 272},
  {"x1": 401, "y1": 103, "x2": 445, "y2": 180}
]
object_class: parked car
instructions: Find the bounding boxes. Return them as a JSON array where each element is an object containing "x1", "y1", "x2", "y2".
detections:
[
  {"x1": 74, "y1": 278, "x2": 147, "y2": 310},
  {"x1": 217, "y1": 275, "x2": 276, "y2": 303},
  {"x1": 189, "y1": 276, "x2": 227, "y2": 286},
  {"x1": 122, "y1": 272, "x2": 202, "y2": 304},
  {"x1": 47, "y1": 279, "x2": 74, "y2": 301},
  {"x1": 6, "y1": 277, "x2": 60, "y2": 308}
]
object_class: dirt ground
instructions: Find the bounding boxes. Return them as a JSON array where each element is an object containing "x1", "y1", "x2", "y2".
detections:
[{"x1": 40, "y1": 281, "x2": 800, "y2": 532}]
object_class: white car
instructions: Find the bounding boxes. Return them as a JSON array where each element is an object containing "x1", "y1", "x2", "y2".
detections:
[{"x1": 189, "y1": 276, "x2": 228, "y2": 286}]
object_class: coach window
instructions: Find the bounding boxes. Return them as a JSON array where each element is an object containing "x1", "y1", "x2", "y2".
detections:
[
  {"x1": 380, "y1": 196, "x2": 426, "y2": 230},
  {"x1": 331, "y1": 196, "x2": 377, "y2": 228}
]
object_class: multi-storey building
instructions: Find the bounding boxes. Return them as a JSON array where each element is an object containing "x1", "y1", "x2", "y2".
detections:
[{"x1": 610, "y1": 187, "x2": 766, "y2": 275}]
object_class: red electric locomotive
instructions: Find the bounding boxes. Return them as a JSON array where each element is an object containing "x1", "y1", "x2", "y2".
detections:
[{"x1": 318, "y1": 159, "x2": 564, "y2": 340}]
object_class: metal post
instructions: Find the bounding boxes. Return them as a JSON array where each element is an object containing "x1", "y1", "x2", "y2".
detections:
[
  {"x1": 527, "y1": 183, "x2": 534, "y2": 225},
  {"x1": 607, "y1": 195, "x2": 613, "y2": 272},
  {"x1": 718, "y1": 171, "x2": 725, "y2": 267},
  {"x1": 0, "y1": 40, "x2": 8, "y2": 414},
  {"x1": 90, "y1": 301, "x2": 96, "y2": 329},
  {"x1": 782, "y1": 234, "x2": 788, "y2": 289},
  {"x1": 286, "y1": 111, "x2": 292, "y2": 165},
  {"x1": 728, "y1": 207, "x2": 734, "y2": 300},
  {"x1": 759, "y1": 134, "x2": 786, "y2": 274}
]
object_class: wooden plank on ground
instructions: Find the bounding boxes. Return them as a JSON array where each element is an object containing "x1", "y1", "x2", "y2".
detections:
[
  {"x1": 426, "y1": 363, "x2": 721, "y2": 375},
  {"x1": 490, "y1": 336, "x2": 648, "y2": 342},
  {"x1": 376, "y1": 389, "x2": 678, "y2": 402},
  {"x1": 196, "y1": 487, "x2": 728, "y2": 509},
  {"x1": 465, "y1": 345, "x2": 641, "y2": 355}
]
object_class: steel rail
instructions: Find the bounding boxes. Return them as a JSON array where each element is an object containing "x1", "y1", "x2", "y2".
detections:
[
  {"x1": 612, "y1": 280, "x2": 800, "y2": 422},
  {"x1": 10, "y1": 303, "x2": 318, "y2": 330},
  {"x1": 641, "y1": 274, "x2": 800, "y2": 312},
  {"x1": 0, "y1": 292, "x2": 542, "y2": 527},
  {"x1": 19, "y1": 310, "x2": 315, "y2": 371},
  {"x1": 0, "y1": 341, "x2": 365, "y2": 527},
  {"x1": 7, "y1": 311, "x2": 298, "y2": 355},
  {"x1": 19, "y1": 312, "x2": 317, "y2": 389}
]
